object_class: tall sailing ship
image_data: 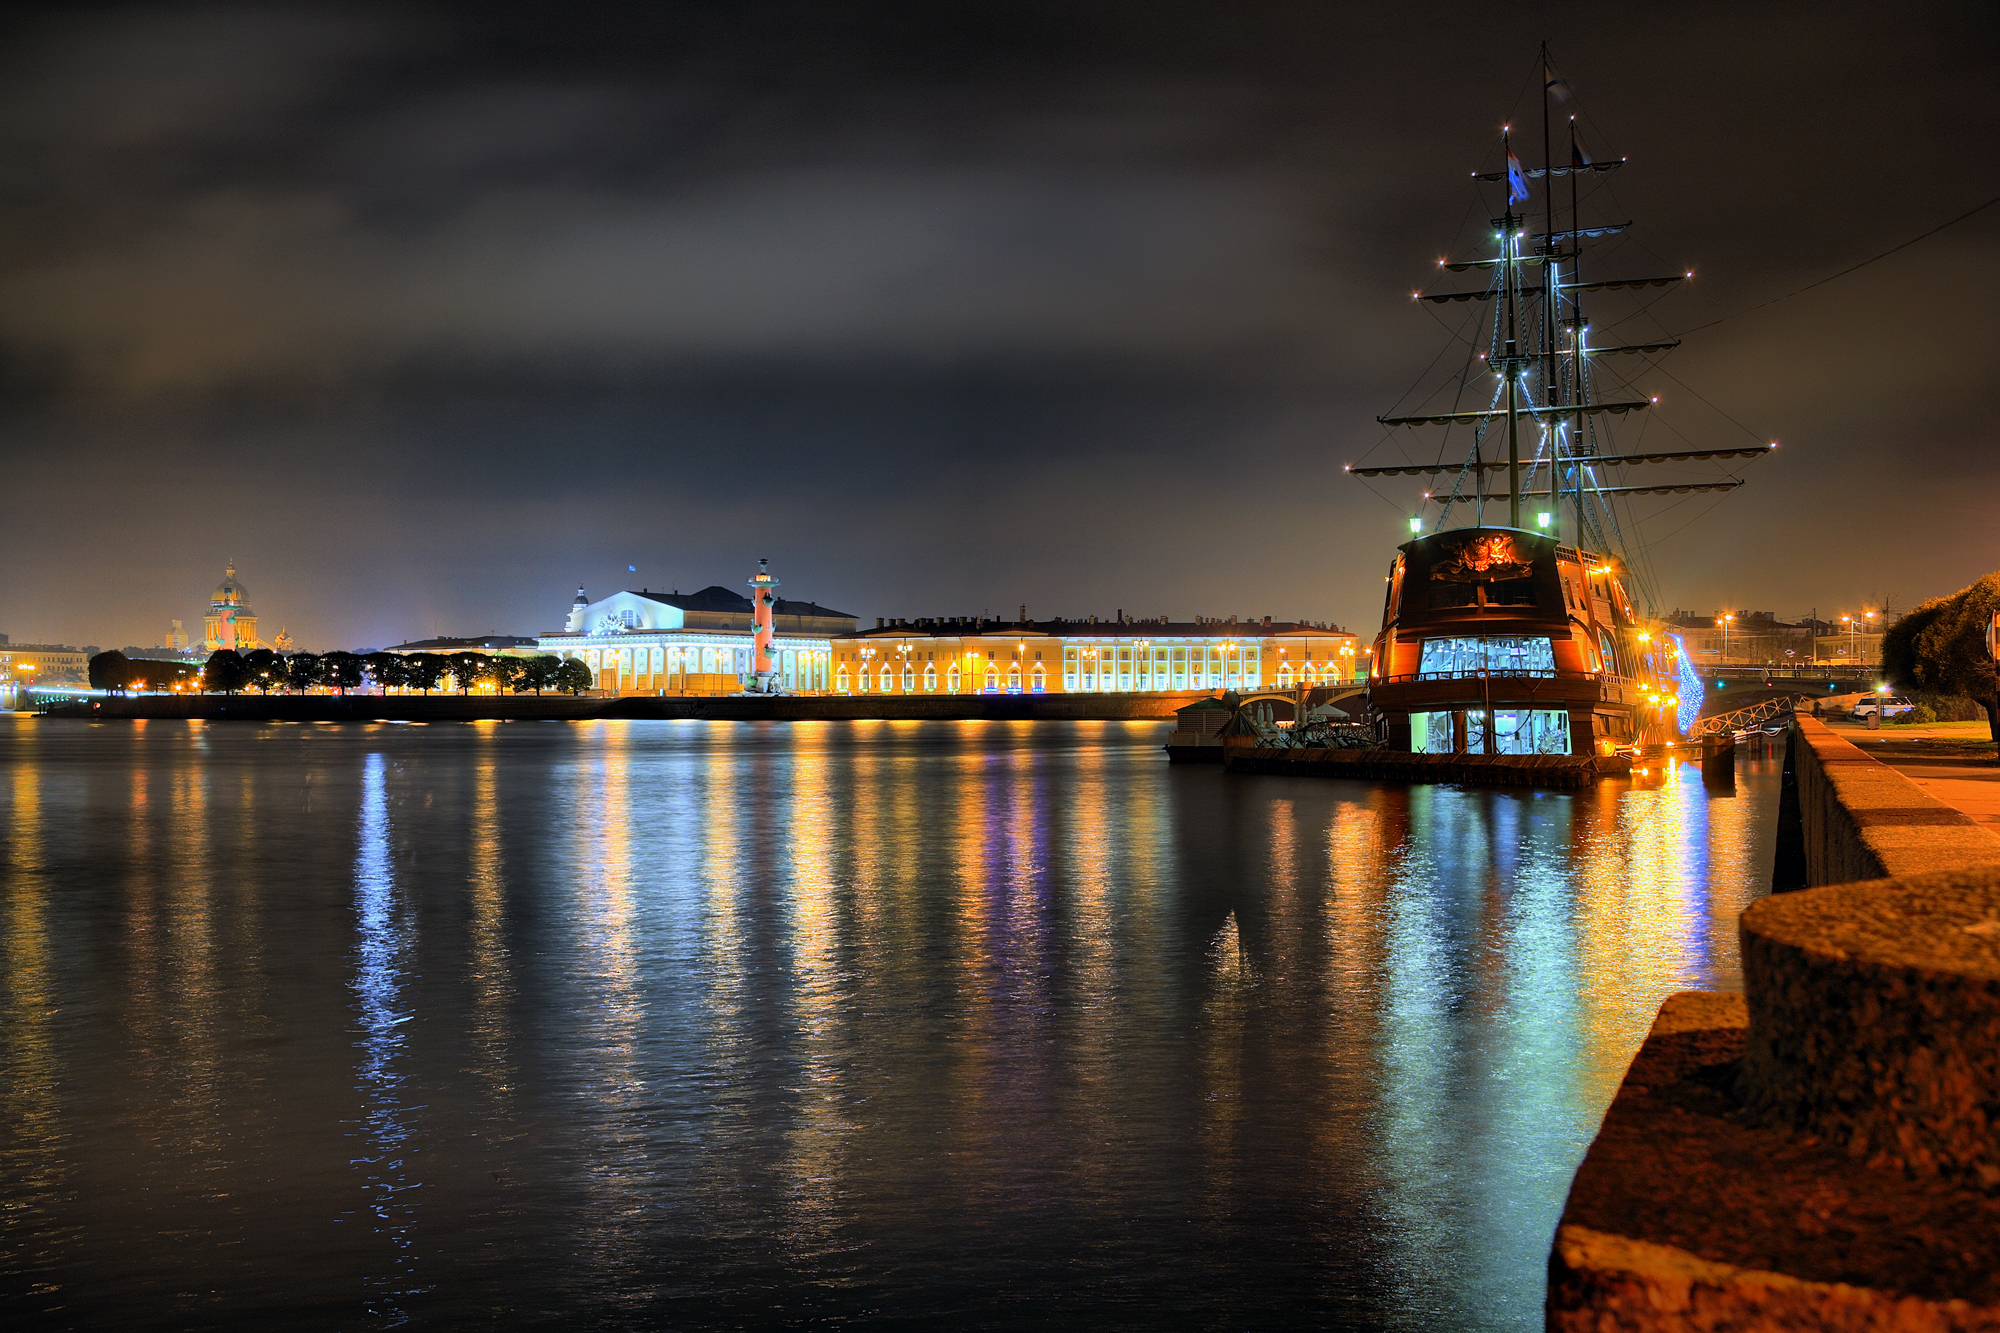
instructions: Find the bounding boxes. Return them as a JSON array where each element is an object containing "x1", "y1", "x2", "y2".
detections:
[{"x1": 1351, "y1": 50, "x2": 1768, "y2": 760}]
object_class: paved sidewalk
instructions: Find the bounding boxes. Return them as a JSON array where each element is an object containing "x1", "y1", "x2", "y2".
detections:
[{"x1": 1821, "y1": 718, "x2": 2000, "y2": 826}]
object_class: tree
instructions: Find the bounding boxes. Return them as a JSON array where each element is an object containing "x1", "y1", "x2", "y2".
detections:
[
  {"x1": 91, "y1": 651, "x2": 192, "y2": 694},
  {"x1": 515, "y1": 656, "x2": 559, "y2": 695},
  {"x1": 448, "y1": 651, "x2": 489, "y2": 694},
  {"x1": 362, "y1": 652, "x2": 403, "y2": 694},
  {"x1": 89, "y1": 650, "x2": 132, "y2": 692},
  {"x1": 324, "y1": 651, "x2": 366, "y2": 695},
  {"x1": 488, "y1": 655, "x2": 524, "y2": 693},
  {"x1": 1881, "y1": 574, "x2": 2000, "y2": 751},
  {"x1": 242, "y1": 648, "x2": 284, "y2": 695},
  {"x1": 286, "y1": 653, "x2": 326, "y2": 693},
  {"x1": 203, "y1": 649, "x2": 253, "y2": 695},
  {"x1": 403, "y1": 653, "x2": 447, "y2": 695},
  {"x1": 555, "y1": 658, "x2": 593, "y2": 695}
]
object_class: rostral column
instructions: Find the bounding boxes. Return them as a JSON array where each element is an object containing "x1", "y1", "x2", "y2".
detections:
[{"x1": 748, "y1": 559, "x2": 780, "y2": 693}]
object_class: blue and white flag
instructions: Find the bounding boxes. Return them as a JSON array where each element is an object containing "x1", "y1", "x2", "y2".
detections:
[{"x1": 1506, "y1": 150, "x2": 1531, "y2": 205}]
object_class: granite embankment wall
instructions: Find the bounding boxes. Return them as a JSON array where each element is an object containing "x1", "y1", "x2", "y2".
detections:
[
  {"x1": 1792, "y1": 716, "x2": 2000, "y2": 886},
  {"x1": 55, "y1": 692, "x2": 1200, "y2": 723},
  {"x1": 1550, "y1": 721, "x2": 2000, "y2": 1329}
]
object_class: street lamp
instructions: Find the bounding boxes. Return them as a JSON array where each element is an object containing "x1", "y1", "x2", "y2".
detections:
[{"x1": 1715, "y1": 613, "x2": 1734, "y2": 663}]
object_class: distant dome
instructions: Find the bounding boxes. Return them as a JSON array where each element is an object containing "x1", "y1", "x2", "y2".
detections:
[{"x1": 212, "y1": 563, "x2": 252, "y2": 609}]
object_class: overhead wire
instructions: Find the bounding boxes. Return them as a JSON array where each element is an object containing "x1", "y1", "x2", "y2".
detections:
[{"x1": 1674, "y1": 192, "x2": 2000, "y2": 336}]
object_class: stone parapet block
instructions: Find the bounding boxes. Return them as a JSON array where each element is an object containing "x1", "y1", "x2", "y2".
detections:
[
  {"x1": 1740, "y1": 871, "x2": 2000, "y2": 1190},
  {"x1": 1792, "y1": 717, "x2": 2000, "y2": 885},
  {"x1": 1548, "y1": 991, "x2": 2000, "y2": 1330}
]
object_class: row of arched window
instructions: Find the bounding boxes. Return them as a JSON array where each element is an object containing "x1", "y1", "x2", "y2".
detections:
[{"x1": 835, "y1": 662, "x2": 1049, "y2": 694}]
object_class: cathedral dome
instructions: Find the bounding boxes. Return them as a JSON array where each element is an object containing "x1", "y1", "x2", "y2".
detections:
[{"x1": 212, "y1": 564, "x2": 253, "y2": 610}]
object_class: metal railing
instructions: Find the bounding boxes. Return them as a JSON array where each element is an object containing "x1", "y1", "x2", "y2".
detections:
[{"x1": 1377, "y1": 668, "x2": 1571, "y2": 685}]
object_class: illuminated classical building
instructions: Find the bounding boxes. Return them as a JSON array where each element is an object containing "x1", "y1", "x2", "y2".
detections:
[
  {"x1": 1, "y1": 642, "x2": 90, "y2": 687},
  {"x1": 831, "y1": 615, "x2": 1361, "y2": 695},
  {"x1": 537, "y1": 570, "x2": 855, "y2": 694},
  {"x1": 203, "y1": 564, "x2": 262, "y2": 652}
]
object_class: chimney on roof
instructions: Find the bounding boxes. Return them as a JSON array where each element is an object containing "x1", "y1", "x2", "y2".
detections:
[
  {"x1": 1019, "y1": 604, "x2": 1026, "y2": 622},
  {"x1": 876, "y1": 617, "x2": 884, "y2": 628},
  {"x1": 1262, "y1": 615, "x2": 1272, "y2": 628},
  {"x1": 1117, "y1": 609, "x2": 1123, "y2": 623}
]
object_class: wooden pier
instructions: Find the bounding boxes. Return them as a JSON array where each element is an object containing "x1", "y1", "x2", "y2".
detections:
[{"x1": 1223, "y1": 743, "x2": 1624, "y2": 790}]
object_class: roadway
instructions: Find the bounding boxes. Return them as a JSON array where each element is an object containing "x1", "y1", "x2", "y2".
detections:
[{"x1": 1822, "y1": 718, "x2": 2000, "y2": 827}]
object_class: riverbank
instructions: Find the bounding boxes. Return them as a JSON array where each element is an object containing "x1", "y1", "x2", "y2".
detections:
[
  {"x1": 45, "y1": 691, "x2": 1207, "y2": 723},
  {"x1": 1551, "y1": 718, "x2": 2000, "y2": 1328}
]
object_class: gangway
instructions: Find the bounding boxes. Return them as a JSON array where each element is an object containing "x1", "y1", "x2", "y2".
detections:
[{"x1": 1689, "y1": 696, "x2": 1795, "y2": 739}]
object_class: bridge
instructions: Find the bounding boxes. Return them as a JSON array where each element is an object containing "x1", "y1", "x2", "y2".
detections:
[{"x1": 1696, "y1": 669, "x2": 1879, "y2": 720}]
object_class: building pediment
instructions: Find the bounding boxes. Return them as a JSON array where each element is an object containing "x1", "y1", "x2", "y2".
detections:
[{"x1": 568, "y1": 591, "x2": 687, "y2": 634}]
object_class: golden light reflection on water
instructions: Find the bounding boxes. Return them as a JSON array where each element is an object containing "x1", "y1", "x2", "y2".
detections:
[
  {"x1": 777, "y1": 731, "x2": 850, "y2": 1255},
  {"x1": 1, "y1": 743, "x2": 59, "y2": 1298},
  {"x1": 164, "y1": 755, "x2": 222, "y2": 1157},
  {"x1": 467, "y1": 736, "x2": 513, "y2": 1104},
  {"x1": 577, "y1": 722, "x2": 642, "y2": 1123}
]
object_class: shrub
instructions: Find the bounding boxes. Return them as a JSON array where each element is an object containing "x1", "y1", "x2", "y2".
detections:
[{"x1": 1910, "y1": 691, "x2": 1986, "y2": 722}]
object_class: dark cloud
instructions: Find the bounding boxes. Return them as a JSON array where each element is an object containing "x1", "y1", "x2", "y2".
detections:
[{"x1": 1, "y1": 1, "x2": 1995, "y2": 648}]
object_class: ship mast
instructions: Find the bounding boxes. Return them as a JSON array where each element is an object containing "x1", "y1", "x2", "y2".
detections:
[
  {"x1": 1502, "y1": 128, "x2": 1522, "y2": 530},
  {"x1": 1358, "y1": 48, "x2": 1766, "y2": 573},
  {"x1": 1541, "y1": 43, "x2": 1561, "y2": 542}
]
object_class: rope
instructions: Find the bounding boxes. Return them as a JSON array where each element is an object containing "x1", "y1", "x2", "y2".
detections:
[{"x1": 1675, "y1": 193, "x2": 2000, "y2": 336}]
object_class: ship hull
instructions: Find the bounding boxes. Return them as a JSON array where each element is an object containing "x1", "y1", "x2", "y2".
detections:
[{"x1": 1364, "y1": 527, "x2": 1682, "y2": 758}]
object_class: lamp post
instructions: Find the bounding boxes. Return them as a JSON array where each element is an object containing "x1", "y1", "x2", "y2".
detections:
[
  {"x1": 1715, "y1": 613, "x2": 1734, "y2": 664},
  {"x1": 1864, "y1": 610, "x2": 1879, "y2": 664}
]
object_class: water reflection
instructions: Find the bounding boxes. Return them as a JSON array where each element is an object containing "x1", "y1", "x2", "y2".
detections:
[
  {"x1": 351, "y1": 752, "x2": 422, "y2": 1321},
  {"x1": 466, "y1": 735, "x2": 513, "y2": 1105},
  {"x1": 1, "y1": 741, "x2": 60, "y2": 1307},
  {"x1": 2, "y1": 718, "x2": 1776, "y2": 1332}
]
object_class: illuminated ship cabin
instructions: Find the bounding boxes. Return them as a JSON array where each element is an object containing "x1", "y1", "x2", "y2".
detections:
[{"x1": 1368, "y1": 527, "x2": 1679, "y2": 757}]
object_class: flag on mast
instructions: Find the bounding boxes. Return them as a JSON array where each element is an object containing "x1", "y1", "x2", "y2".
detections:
[
  {"x1": 1570, "y1": 120, "x2": 1592, "y2": 169},
  {"x1": 1506, "y1": 148, "x2": 1531, "y2": 205}
]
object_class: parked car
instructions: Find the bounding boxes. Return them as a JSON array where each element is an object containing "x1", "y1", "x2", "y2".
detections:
[{"x1": 1850, "y1": 695, "x2": 1916, "y2": 721}]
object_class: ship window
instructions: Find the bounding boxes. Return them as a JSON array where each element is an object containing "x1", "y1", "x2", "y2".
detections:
[
  {"x1": 1411, "y1": 711, "x2": 1455, "y2": 754},
  {"x1": 1493, "y1": 709, "x2": 1570, "y2": 755},
  {"x1": 1487, "y1": 578, "x2": 1537, "y2": 607},
  {"x1": 1597, "y1": 629, "x2": 1620, "y2": 676},
  {"x1": 1418, "y1": 636, "x2": 1556, "y2": 676}
]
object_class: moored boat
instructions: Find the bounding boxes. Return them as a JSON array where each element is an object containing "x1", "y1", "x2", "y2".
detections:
[{"x1": 1350, "y1": 47, "x2": 1766, "y2": 761}]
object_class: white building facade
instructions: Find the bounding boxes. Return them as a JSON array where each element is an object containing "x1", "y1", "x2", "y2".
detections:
[{"x1": 536, "y1": 582, "x2": 849, "y2": 694}]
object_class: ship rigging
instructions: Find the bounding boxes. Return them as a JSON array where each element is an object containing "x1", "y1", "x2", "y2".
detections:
[
  {"x1": 1352, "y1": 47, "x2": 1771, "y2": 761},
  {"x1": 1347, "y1": 43, "x2": 1771, "y2": 603}
]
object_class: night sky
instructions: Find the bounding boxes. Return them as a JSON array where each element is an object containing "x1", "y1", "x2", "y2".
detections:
[{"x1": 2, "y1": 1, "x2": 1994, "y2": 652}]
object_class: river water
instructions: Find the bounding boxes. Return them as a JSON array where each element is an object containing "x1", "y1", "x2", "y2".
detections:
[{"x1": 0, "y1": 717, "x2": 1775, "y2": 1330}]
